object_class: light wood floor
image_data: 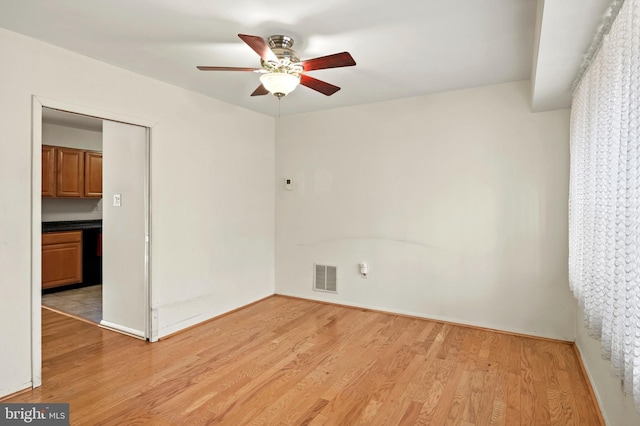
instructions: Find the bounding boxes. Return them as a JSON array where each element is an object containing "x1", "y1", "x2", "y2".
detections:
[{"x1": 7, "y1": 296, "x2": 602, "y2": 425}]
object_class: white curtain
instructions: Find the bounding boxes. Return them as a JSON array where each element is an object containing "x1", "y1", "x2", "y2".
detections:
[{"x1": 569, "y1": 0, "x2": 640, "y2": 410}]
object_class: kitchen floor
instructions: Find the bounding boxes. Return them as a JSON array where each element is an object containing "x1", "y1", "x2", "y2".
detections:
[{"x1": 42, "y1": 284, "x2": 102, "y2": 324}]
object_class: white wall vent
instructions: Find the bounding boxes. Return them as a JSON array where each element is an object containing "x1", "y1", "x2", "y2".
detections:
[{"x1": 314, "y1": 264, "x2": 337, "y2": 293}]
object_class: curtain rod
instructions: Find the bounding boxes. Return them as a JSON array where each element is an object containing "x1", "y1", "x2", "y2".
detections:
[{"x1": 571, "y1": 0, "x2": 626, "y2": 93}]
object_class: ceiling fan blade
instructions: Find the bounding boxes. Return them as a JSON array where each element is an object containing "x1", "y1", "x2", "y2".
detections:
[
  {"x1": 302, "y1": 52, "x2": 356, "y2": 72},
  {"x1": 250, "y1": 84, "x2": 269, "y2": 96},
  {"x1": 197, "y1": 66, "x2": 260, "y2": 71},
  {"x1": 238, "y1": 34, "x2": 278, "y2": 63},
  {"x1": 300, "y1": 74, "x2": 341, "y2": 96}
]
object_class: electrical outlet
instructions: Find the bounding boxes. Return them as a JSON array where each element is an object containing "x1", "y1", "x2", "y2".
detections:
[{"x1": 359, "y1": 262, "x2": 368, "y2": 278}]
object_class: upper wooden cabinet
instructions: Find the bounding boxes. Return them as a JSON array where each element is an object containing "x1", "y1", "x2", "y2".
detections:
[
  {"x1": 42, "y1": 145, "x2": 56, "y2": 197},
  {"x1": 84, "y1": 151, "x2": 103, "y2": 198},
  {"x1": 42, "y1": 145, "x2": 102, "y2": 198},
  {"x1": 56, "y1": 147, "x2": 85, "y2": 197}
]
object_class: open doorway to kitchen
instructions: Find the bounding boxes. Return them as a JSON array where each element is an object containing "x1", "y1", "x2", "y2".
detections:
[
  {"x1": 30, "y1": 96, "x2": 154, "y2": 389},
  {"x1": 40, "y1": 108, "x2": 104, "y2": 324}
]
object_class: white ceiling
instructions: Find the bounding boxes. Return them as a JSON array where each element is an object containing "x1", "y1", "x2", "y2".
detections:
[{"x1": 0, "y1": 0, "x2": 611, "y2": 117}]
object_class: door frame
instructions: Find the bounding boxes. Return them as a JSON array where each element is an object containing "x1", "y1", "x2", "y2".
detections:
[{"x1": 31, "y1": 95, "x2": 156, "y2": 388}]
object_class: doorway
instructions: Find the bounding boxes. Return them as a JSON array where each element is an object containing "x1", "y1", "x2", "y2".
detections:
[
  {"x1": 30, "y1": 96, "x2": 154, "y2": 388},
  {"x1": 40, "y1": 108, "x2": 104, "y2": 324}
]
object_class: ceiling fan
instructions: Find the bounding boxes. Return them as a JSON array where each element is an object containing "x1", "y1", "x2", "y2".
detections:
[{"x1": 197, "y1": 34, "x2": 356, "y2": 98}]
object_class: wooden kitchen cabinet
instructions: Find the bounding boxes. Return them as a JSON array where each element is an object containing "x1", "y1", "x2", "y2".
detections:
[
  {"x1": 42, "y1": 145, "x2": 102, "y2": 198},
  {"x1": 56, "y1": 147, "x2": 85, "y2": 197},
  {"x1": 84, "y1": 151, "x2": 103, "y2": 197},
  {"x1": 42, "y1": 145, "x2": 56, "y2": 197},
  {"x1": 42, "y1": 231, "x2": 83, "y2": 289}
]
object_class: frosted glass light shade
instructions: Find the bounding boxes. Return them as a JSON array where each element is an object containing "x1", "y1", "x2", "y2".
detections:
[{"x1": 259, "y1": 73, "x2": 300, "y2": 97}]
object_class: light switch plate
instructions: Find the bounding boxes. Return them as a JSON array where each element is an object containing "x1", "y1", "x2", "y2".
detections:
[{"x1": 113, "y1": 193, "x2": 121, "y2": 207}]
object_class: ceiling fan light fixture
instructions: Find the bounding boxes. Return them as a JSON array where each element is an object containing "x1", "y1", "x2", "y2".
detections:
[{"x1": 259, "y1": 72, "x2": 300, "y2": 97}]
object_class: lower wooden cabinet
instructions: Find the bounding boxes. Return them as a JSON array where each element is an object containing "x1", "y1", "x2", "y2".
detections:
[{"x1": 42, "y1": 231, "x2": 83, "y2": 289}]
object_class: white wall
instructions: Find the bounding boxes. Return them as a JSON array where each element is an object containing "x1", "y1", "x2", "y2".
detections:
[
  {"x1": 41, "y1": 122, "x2": 103, "y2": 222},
  {"x1": 0, "y1": 27, "x2": 274, "y2": 397},
  {"x1": 41, "y1": 198, "x2": 102, "y2": 222},
  {"x1": 42, "y1": 122, "x2": 102, "y2": 151},
  {"x1": 275, "y1": 81, "x2": 575, "y2": 340},
  {"x1": 575, "y1": 306, "x2": 640, "y2": 426}
]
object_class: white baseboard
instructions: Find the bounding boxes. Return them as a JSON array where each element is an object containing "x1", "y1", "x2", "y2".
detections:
[{"x1": 100, "y1": 320, "x2": 145, "y2": 340}]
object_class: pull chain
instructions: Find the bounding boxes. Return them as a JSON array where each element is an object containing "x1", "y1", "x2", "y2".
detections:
[{"x1": 278, "y1": 96, "x2": 281, "y2": 118}]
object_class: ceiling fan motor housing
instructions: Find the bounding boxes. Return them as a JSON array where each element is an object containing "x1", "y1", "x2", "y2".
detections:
[
  {"x1": 261, "y1": 35, "x2": 300, "y2": 69},
  {"x1": 267, "y1": 35, "x2": 294, "y2": 49}
]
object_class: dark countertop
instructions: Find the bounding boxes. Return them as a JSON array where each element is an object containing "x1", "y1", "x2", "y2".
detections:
[{"x1": 43, "y1": 220, "x2": 102, "y2": 233}]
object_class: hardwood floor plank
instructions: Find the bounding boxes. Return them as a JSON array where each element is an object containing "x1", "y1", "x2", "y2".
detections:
[
  {"x1": 399, "y1": 400, "x2": 424, "y2": 425},
  {"x1": 5, "y1": 297, "x2": 602, "y2": 425},
  {"x1": 461, "y1": 367, "x2": 486, "y2": 424},
  {"x1": 294, "y1": 398, "x2": 330, "y2": 426},
  {"x1": 545, "y1": 360, "x2": 571, "y2": 425},
  {"x1": 418, "y1": 327, "x2": 471, "y2": 424},
  {"x1": 488, "y1": 335, "x2": 509, "y2": 426},
  {"x1": 443, "y1": 370, "x2": 471, "y2": 425},
  {"x1": 533, "y1": 378, "x2": 552, "y2": 425},
  {"x1": 505, "y1": 335, "x2": 522, "y2": 425},
  {"x1": 520, "y1": 337, "x2": 537, "y2": 424},
  {"x1": 474, "y1": 359, "x2": 500, "y2": 424},
  {"x1": 489, "y1": 368, "x2": 508, "y2": 425}
]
